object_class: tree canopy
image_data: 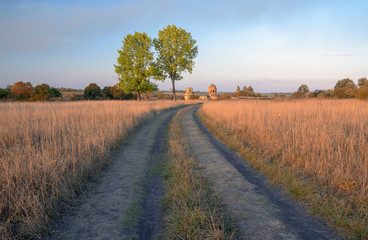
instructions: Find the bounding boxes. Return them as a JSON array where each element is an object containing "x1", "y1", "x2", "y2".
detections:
[
  {"x1": 84, "y1": 83, "x2": 102, "y2": 100},
  {"x1": 334, "y1": 78, "x2": 356, "y2": 98},
  {"x1": 10, "y1": 81, "x2": 34, "y2": 100},
  {"x1": 234, "y1": 85, "x2": 256, "y2": 97},
  {"x1": 292, "y1": 84, "x2": 309, "y2": 98},
  {"x1": 154, "y1": 25, "x2": 198, "y2": 100},
  {"x1": 114, "y1": 32, "x2": 158, "y2": 101},
  {"x1": 358, "y1": 78, "x2": 368, "y2": 88}
]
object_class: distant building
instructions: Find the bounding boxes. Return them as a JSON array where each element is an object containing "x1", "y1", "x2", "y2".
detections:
[
  {"x1": 208, "y1": 84, "x2": 218, "y2": 100},
  {"x1": 185, "y1": 87, "x2": 193, "y2": 100}
]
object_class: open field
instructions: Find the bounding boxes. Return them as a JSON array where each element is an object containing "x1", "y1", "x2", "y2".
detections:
[
  {"x1": 1, "y1": 99, "x2": 360, "y2": 239},
  {"x1": 0, "y1": 100, "x2": 183, "y2": 239},
  {"x1": 200, "y1": 99, "x2": 368, "y2": 238}
]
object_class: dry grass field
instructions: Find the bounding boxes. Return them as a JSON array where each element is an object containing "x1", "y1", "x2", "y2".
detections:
[
  {"x1": 200, "y1": 99, "x2": 368, "y2": 238},
  {"x1": 0, "y1": 100, "x2": 182, "y2": 239}
]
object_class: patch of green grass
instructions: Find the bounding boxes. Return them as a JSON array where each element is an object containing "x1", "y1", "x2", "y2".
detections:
[{"x1": 162, "y1": 108, "x2": 236, "y2": 240}]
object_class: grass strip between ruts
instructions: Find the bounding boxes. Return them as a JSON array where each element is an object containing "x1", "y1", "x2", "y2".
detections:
[{"x1": 161, "y1": 107, "x2": 236, "y2": 240}]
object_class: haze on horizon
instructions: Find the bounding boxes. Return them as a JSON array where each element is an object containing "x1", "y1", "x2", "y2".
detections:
[{"x1": 0, "y1": 0, "x2": 367, "y2": 93}]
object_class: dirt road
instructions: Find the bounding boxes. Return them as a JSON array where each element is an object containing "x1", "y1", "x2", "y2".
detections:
[
  {"x1": 50, "y1": 107, "x2": 181, "y2": 240},
  {"x1": 181, "y1": 105, "x2": 341, "y2": 240},
  {"x1": 50, "y1": 105, "x2": 341, "y2": 240}
]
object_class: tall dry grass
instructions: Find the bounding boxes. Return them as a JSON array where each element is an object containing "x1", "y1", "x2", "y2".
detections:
[
  {"x1": 0, "y1": 100, "x2": 182, "y2": 239},
  {"x1": 201, "y1": 99, "x2": 368, "y2": 236}
]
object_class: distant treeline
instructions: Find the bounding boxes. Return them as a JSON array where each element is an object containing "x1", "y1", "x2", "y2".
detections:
[
  {"x1": 0, "y1": 82, "x2": 136, "y2": 101},
  {"x1": 1, "y1": 77, "x2": 367, "y2": 101},
  {"x1": 289, "y1": 78, "x2": 368, "y2": 99}
]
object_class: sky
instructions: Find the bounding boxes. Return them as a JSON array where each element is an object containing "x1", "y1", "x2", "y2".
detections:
[{"x1": 0, "y1": 0, "x2": 367, "y2": 93}]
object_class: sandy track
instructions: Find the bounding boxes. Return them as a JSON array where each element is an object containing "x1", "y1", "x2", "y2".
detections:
[
  {"x1": 181, "y1": 105, "x2": 341, "y2": 240},
  {"x1": 49, "y1": 107, "x2": 180, "y2": 240}
]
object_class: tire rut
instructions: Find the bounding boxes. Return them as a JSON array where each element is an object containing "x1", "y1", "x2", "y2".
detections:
[
  {"x1": 49, "y1": 107, "x2": 182, "y2": 240},
  {"x1": 138, "y1": 108, "x2": 179, "y2": 240},
  {"x1": 181, "y1": 105, "x2": 341, "y2": 240}
]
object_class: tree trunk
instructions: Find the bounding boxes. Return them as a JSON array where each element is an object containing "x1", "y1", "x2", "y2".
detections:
[
  {"x1": 137, "y1": 92, "x2": 141, "y2": 101},
  {"x1": 172, "y1": 72, "x2": 176, "y2": 101}
]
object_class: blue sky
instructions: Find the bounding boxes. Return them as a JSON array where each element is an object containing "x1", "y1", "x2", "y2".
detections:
[{"x1": 0, "y1": 0, "x2": 367, "y2": 92}]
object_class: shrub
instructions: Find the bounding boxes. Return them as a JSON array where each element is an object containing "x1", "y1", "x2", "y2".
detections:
[
  {"x1": 0, "y1": 88, "x2": 10, "y2": 100},
  {"x1": 356, "y1": 86, "x2": 368, "y2": 100},
  {"x1": 84, "y1": 83, "x2": 102, "y2": 100}
]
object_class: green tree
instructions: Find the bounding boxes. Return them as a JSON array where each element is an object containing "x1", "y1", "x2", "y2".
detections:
[
  {"x1": 154, "y1": 25, "x2": 198, "y2": 100},
  {"x1": 84, "y1": 83, "x2": 102, "y2": 100},
  {"x1": 50, "y1": 87, "x2": 61, "y2": 98},
  {"x1": 0, "y1": 88, "x2": 10, "y2": 100},
  {"x1": 334, "y1": 78, "x2": 356, "y2": 98},
  {"x1": 114, "y1": 32, "x2": 158, "y2": 101},
  {"x1": 33, "y1": 83, "x2": 51, "y2": 101},
  {"x1": 102, "y1": 86, "x2": 113, "y2": 99},
  {"x1": 109, "y1": 83, "x2": 135, "y2": 100}
]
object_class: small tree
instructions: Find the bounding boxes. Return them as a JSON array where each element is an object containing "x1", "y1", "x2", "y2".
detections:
[
  {"x1": 114, "y1": 32, "x2": 158, "y2": 101},
  {"x1": 292, "y1": 84, "x2": 309, "y2": 98},
  {"x1": 84, "y1": 83, "x2": 102, "y2": 100},
  {"x1": 50, "y1": 87, "x2": 61, "y2": 98},
  {"x1": 0, "y1": 88, "x2": 10, "y2": 100},
  {"x1": 102, "y1": 86, "x2": 113, "y2": 99},
  {"x1": 234, "y1": 86, "x2": 242, "y2": 96},
  {"x1": 234, "y1": 85, "x2": 256, "y2": 97},
  {"x1": 334, "y1": 78, "x2": 356, "y2": 98},
  {"x1": 10, "y1": 81, "x2": 34, "y2": 100},
  {"x1": 356, "y1": 86, "x2": 368, "y2": 100},
  {"x1": 358, "y1": 78, "x2": 368, "y2": 88},
  {"x1": 154, "y1": 25, "x2": 198, "y2": 100},
  {"x1": 32, "y1": 83, "x2": 51, "y2": 101}
]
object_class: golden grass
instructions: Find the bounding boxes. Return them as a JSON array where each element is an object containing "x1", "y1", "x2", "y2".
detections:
[
  {"x1": 200, "y1": 99, "x2": 368, "y2": 238},
  {"x1": 163, "y1": 108, "x2": 235, "y2": 239},
  {"x1": 0, "y1": 100, "x2": 183, "y2": 239}
]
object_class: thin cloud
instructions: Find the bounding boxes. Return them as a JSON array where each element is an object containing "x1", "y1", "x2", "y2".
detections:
[
  {"x1": 324, "y1": 52, "x2": 357, "y2": 57},
  {"x1": 27, "y1": 37, "x2": 71, "y2": 42}
]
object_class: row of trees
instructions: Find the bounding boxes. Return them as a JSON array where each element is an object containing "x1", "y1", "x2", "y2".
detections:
[
  {"x1": 234, "y1": 85, "x2": 263, "y2": 97},
  {"x1": 84, "y1": 83, "x2": 135, "y2": 100},
  {"x1": 292, "y1": 78, "x2": 368, "y2": 99},
  {"x1": 114, "y1": 25, "x2": 198, "y2": 101},
  {"x1": 0, "y1": 82, "x2": 61, "y2": 101},
  {"x1": 0, "y1": 81, "x2": 136, "y2": 101}
]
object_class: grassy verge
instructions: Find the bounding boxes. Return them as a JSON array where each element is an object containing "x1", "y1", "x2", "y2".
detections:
[
  {"x1": 0, "y1": 101, "x2": 183, "y2": 239},
  {"x1": 197, "y1": 108, "x2": 367, "y2": 239},
  {"x1": 162, "y1": 108, "x2": 236, "y2": 239}
]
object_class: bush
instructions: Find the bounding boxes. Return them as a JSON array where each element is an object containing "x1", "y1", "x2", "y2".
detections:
[
  {"x1": 218, "y1": 93, "x2": 232, "y2": 100},
  {"x1": 102, "y1": 86, "x2": 113, "y2": 99},
  {"x1": 356, "y1": 86, "x2": 368, "y2": 100},
  {"x1": 0, "y1": 88, "x2": 10, "y2": 100},
  {"x1": 50, "y1": 88, "x2": 62, "y2": 98},
  {"x1": 189, "y1": 94, "x2": 199, "y2": 100},
  {"x1": 84, "y1": 83, "x2": 102, "y2": 100}
]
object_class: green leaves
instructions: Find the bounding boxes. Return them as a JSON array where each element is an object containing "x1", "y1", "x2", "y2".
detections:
[
  {"x1": 154, "y1": 25, "x2": 198, "y2": 81},
  {"x1": 114, "y1": 32, "x2": 158, "y2": 100},
  {"x1": 114, "y1": 26, "x2": 198, "y2": 101}
]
